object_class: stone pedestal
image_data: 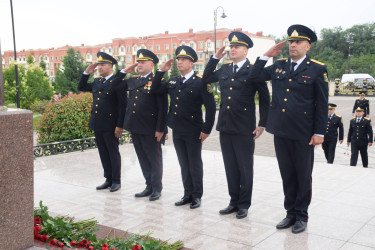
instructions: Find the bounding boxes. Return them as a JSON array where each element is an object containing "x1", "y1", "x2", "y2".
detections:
[{"x1": 0, "y1": 109, "x2": 34, "y2": 249}]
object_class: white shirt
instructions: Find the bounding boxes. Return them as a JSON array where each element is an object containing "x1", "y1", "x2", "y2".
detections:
[{"x1": 180, "y1": 70, "x2": 194, "y2": 83}]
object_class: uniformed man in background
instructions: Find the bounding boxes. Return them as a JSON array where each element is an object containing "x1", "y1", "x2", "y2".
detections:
[
  {"x1": 254, "y1": 24, "x2": 329, "y2": 233},
  {"x1": 203, "y1": 31, "x2": 270, "y2": 219},
  {"x1": 78, "y1": 52, "x2": 127, "y2": 192},
  {"x1": 322, "y1": 103, "x2": 344, "y2": 164},
  {"x1": 151, "y1": 45, "x2": 216, "y2": 209},
  {"x1": 112, "y1": 49, "x2": 168, "y2": 201},
  {"x1": 347, "y1": 107, "x2": 373, "y2": 168},
  {"x1": 352, "y1": 92, "x2": 370, "y2": 117}
]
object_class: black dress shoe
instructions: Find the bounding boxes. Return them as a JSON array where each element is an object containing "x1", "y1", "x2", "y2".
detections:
[
  {"x1": 110, "y1": 183, "x2": 121, "y2": 192},
  {"x1": 96, "y1": 181, "x2": 112, "y2": 190},
  {"x1": 236, "y1": 209, "x2": 248, "y2": 219},
  {"x1": 175, "y1": 197, "x2": 192, "y2": 206},
  {"x1": 135, "y1": 188, "x2": 152, "y2": 197},
  {"x1": 219, "y1": 205, "x2": 238, "y2": 215},
  {"x1": 149, "y1": 191, "x2": 161, "y2": 201},
  {"x1": 276, "y1": 217, "x2": 296, "y2": 229},
  {"x1": 190, "y1": 198, "x2": 201, "y2": 209},
  {"x1": 292, "y1": 220, "x2": 307, "y2": 234}
]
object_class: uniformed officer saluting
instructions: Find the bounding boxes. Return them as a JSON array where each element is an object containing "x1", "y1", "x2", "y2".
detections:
[
  {"x1": 254, "y1": 24, "x2": 329, "y2": 233},
  {"x1": 202, "y1": 31, "x2": 270, "y2": 219},
  {"x1": 112, "y1": 49, "x2": 168, "y2": 201},
  {"x1": 151, "y1": 45, "x2": 216, "y2": 209},
  {"x1": 347, "y1": 107, "x2": 373, "y2": 168},
  {"x1": 352, "y1": 92, "x2": 370, "y2": 118},
  {"x1": 322, "y1": 103, "x2": 344, "y2": 164},
  {"x1": 78, "y1": 52, "x2": 127, "y2": 192}
]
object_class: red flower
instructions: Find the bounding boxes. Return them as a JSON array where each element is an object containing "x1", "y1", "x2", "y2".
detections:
[
  {"x1": 49, "y1": 238, "x2": 58, "y2": 245},
  {"x1": 77, "y1": 242, "x2": 84, "y2": 248},
  {"x1": 111, "y1": 248, "x2": 117, "y2": 250},
  {"x1": 132, "y1": 245, "x2": 142, "y2": 250},
  {"x1": 34, "y1": 225, "x2": 42, "y2": 233},
  {"x1": 34, "y1": 217, "x2": 43, "y2": 225},
  {"x1": 88, "y1": 240, "x2": 93, "y2": 244},
  {"x1": 43, "y1": 235, "x2": 50, "y2": 242},
  {"x1": 70, "y1": 241, "x2": 77, "y2": 247},
  {"x1": 102, "y1": 248, "x2": 108, "y2": 250},
  {"x1": 102, "y1": 243, "x2": 109, "y2": 247},
  {"x1": 57, "y1": 242, "x2": 64, "y2": 248},
  {"x1": 88, "y1": 247, "x2": 94, "y2": 250},
  {"x1": 81, "y1": 239, "x2": 88, "y2": 244}
]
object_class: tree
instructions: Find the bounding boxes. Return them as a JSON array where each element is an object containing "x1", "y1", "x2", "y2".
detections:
[
  {"x1": 3, "y1": 63, "x2": 26, "y2": 105},
  {"x1": 170, "y1": 53, "x2": 179, "y2": 77},
  {"x1": 39, "y1": 57, "x2": 46, "y2": 71},
  {"x1": 27, "y1": 54, "x2": 34, "y2": 65},
  {"x1": 54, "y1": 48, "x2": 87, "y2": 95}
]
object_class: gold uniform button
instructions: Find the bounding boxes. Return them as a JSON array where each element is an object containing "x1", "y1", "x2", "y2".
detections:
[
  {"x1": 96, "y1": 104, "x2": 98, "y2": 107},
  {"x1": 282, "y1": 109, "x2": 286, "y2": 112},
  {"x1": 174, "y1": 112, "x2": 177, "y2": 115},
  {"x1": 137, "y1": 89, "x2": 139, "y2": 92},
  {"x1": 190, "y1": 91, "x2": 193, "y2": 93},
  {"x1": 284, "y1": 98, "x2": 287, "y2": 101},
  {"x1": 97, "y1": 98, "x2": 100, "y2": 100},
  {"x1": 244, "y1": 80, "x2": 247, "y2": 82},
  {"x1": 175, "y1": 104, "x2": 178, "y2": 107},
  {"x1": 304, "y1": 112, "x2": 307, "y2": 114},
  {"x1": 244, "y1": 108, "x2": 247, "y2": 111},
  {"x1": 99, "y1": 91, "x2": 101, "y2": 94},
  {"x1": 133, "y1": 103, "x2": 136, "y2": 106},
  {"x1": 95, "y1": 111, "x2": 98, "y2": 114},
  {"x1": 191, "y1": 115, "x2": 194, "y2": 118},
  {"x1": 286, "y1": 89, "x2": 290, "y2": 92},
  {"x1": 227, "y1": 106, "x2": 230, "y2": 109},
  {"x1": 230, "y1": 87, "x2": 233, "y2": 90},
  {"x1": 109, "y1": 114, "x2": 112, "y2": 116},
  {"x1": 304, "y1": 80, "x2": 307, "y2": 83},
  {"x1": 178, "y1": 90, "x2": 181, "y2": 92},
  {"x1": 231, "y1": 79, "x2": 234, "y2": 82},
  {"x1": 176, "y1": 97, "x2": 179, "y2": 100},
  {"x1": 135, "y1": 96, "x2": 138, "y2": 99},
  {"x1": 228, "y1": 96, "x2": 231, "y2": 99},
  {"x1": 289, "y1": 79, "x2": 292, "y2": 82},
  {"x1": 277, "y1": 76, "x2": 280, "y2": 79},
  {"x1": 132, "y1": 111, "x2": 135, "y2": 114}
]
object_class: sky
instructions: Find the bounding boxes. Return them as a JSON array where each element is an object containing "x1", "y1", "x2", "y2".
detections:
[{"x1": 1, "y1": 0, "x2": 374, "y2": 52}]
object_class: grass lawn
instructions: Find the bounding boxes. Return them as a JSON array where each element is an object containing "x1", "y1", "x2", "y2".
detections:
[{"x1": 33, "y1": 116, "x2": 41, "y2": 130}]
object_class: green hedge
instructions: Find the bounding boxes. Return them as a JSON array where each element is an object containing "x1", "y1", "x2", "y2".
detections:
[{"x1": 37, "y1": 93, "x2": 93, "y2": 144}]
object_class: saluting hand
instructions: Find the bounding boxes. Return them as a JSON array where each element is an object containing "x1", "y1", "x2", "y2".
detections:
[
  {"x1": 160, "y1": 59, "x2": 174, "y2": 72},
  {"x1": 199, "y1": 132, "x2": 209, "y2": 143},
  {"x1": 85, "y1": 63, "x2": 98, "y2": 74},
  {"x1": 309, "y1": 135, "x2": 324, "y2": 145},
  {"x1": 124, "y1": 63, "x2": 138, "y2": 73},
  {"x1": 215, "y1": 46, "x2": 226, "y2": 59},
  {"x1": 264, "y1": 41, "x2": 287, "y2": 57},
  {"x1": 253, "y1": 127, "x2": 264, "y2": 140}
]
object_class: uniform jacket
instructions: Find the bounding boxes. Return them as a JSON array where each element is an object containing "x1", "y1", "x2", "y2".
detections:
[
  {"x1": 352, "y1": 98, "x2": 370, "y2": 114},
  {"x1": 325, "y1": 114, "x2": 344, "y2": 142},
  {"x1": 112, "y1": 72, "x2": 168, "y2": 135},
  {"x1": 78, "y1": 74, "x2": 126, "y2": 132},
  {"x1": 347, "y1": 117, "x2": 373, "y2": 145},
  {"x1": 151, "y1": 70, "x2": 216, "y2": 135},
  {"x1": 202, "y1": 57, "x2": 270, "y2": 136},
  {"x1": 252, "y1": 55, "x2": 329, "y2": 141}
]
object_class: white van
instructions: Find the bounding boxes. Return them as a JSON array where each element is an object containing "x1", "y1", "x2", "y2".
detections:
[{"x1": 341, "y1": 74, "x2": 375, "y2": 86}]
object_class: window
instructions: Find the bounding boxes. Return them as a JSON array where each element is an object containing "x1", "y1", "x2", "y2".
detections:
[
  {"x1": 224, "y1": 39, "x2": 229, "y2": 46},
  {"x1": 114, "y1": 47, "x2": 118, "y2": 53},
  {"x1": 60, "y1": 56, "x2": 63, "y2": 60},
  {"x1": 199, "y1": 41, "x2": 204, "y2": 49},
  {"x1": 55, "y1": 56, "x2": 58, "y2": 61},
  {"x1": 164, "y1": 44, "x2": 169, "y2": 50},
  {"x1": 108, "y1": 48, "x2": 112, "y2": 53},
  {"x1": 50, "y1": 56, "x2": 53, "y2": 61},
  {"x1": 167, "y1": 54, "x2": 172, "y2": 60},
  {"x1": 199, "y1": 63, "x2": 203, "y2": 70},
  {"x1": 149, "y1": 45, "x2": 153, "y2": 51},
  {"x1": 190, "y1": 42, "x2": 194, "y2": 48},
  {"x1": 199, "y1": 53, "x2": 204, "y2": 59},
  {"x1": 207, "y1": 41, "x2": 212, "y2": 48},
  {"x1": 173, "y1": 44, "x2": 177, "y2": 50},
  {"x1": 127, "y1": 55, "x2": 131, "y2": 62},
  {"x1": 102, "y1": 48, "x2": 105, "y2": 52},
  {"x1": 133, "y1": 46, "x2": 138, "y2": 52},
  {"x1": 126, "y1": 46, "x2": 131, "y2": 53},
  {"x1": 45, "y1": 56, "x2": 48, "y2": 60},
  {"x1": 141, "y1": 45, "x2": 145, "y2": 49},
  {"x1": 87, "y1": 54, "x2": 91, "y2": 60},
  {"x1": 50, "y1": 71, "x2": 53, "y2": 76},
  {"x1": 120, "y1": 46, "x2": 125, "y2": 52},
  {"x1": 156, "y1": 45, "x2": 160, "y2": 51},
  {"x1": 216, "y1": 40, "x2": 222, "y2": 48}
]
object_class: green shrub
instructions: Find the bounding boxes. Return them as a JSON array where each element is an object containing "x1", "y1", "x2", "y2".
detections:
[
  {"x1": 37, "y1": 92, "x2": 93, "y2": 143},
  {"x1": 30, "y1": 99, "x2": 52, "y2": 114}
]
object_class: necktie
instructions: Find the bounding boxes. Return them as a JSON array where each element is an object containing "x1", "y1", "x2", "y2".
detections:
[
  {"x1": 290, "y1": 62, "x2": 297, "y2": 75},
  {"x1": 357, "y1": 118, "x2": 360, "y2": 123},
  {"x1": 233, "y1": 64, "x2": 238, "y2": 74},
  {"x1": 181, "y1": 76, "x2": 186, "y2": 83},
  {"x1": 328, "y1": 115, "x2": 331, "y2": 120}
]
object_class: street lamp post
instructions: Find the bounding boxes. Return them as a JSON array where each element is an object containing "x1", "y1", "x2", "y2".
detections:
[
  {"x1": 345, "y1": 33, "x2": 354, "y2": 74},
  {"x1": 214, "y1": 6, "x2": 227, "y2": 53},
  {"x1": 10, "y1": 0, "x2": 20, "y2": 109}
]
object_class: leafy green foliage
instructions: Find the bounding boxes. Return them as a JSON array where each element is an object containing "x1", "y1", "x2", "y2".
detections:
[
  {"x1": 27, "y1": 54, "x2": 34, "y2": 65},
  {"x1": 3, "y1": 63, "x2": 26, "y2": 105},
  {"x1": 30, "y1": 99, "x2": 51, "y2": 114},
  {"x1": 36, "y1": 92, "x2": 93, "y2": 143},
  {"x1": 39, "y1": 57, "x2": 47, "y2": 71},
  {"x1": 54, "y1": 48, "x2": 87, "y2": 95},
  {"x1": 170, "y1": 53, "x2": 179, "y2": 78}
]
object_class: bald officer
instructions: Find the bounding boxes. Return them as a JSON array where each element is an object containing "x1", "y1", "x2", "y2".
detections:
[
  {"x1": 78, "y1": 52, "x2": 127, "y2": 192},
  {"x1": 322, "y1": 103, "x2": 344, "y2": 164},
  {"x1": 203, "y1": 31, "x2": 270, "y2": 219},
  {"x1": 253, "y1": 24, "x2": 329, "y2": 233},
  {"x1": 151, "y1": 46, "x2": 216, "y2": 209},
  {"x1": 112, "y1": 49, "x2": 168, "y2": 201}
]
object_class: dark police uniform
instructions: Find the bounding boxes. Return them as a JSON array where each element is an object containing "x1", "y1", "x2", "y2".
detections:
[
  {"x1": 112, "y1": 49, "x2": 168, "y2": 196},
  {"x1": 78, "y1": 52, "x2": 126, "y2": 186},
  {"x1": 202, "y1": 32, "x2": 270, "y2": 212},
  {"x1": 322, "y1": 104, "x2": 344, "y2": 164},
  {"x1": 352, "y1": 95, "x2": 370, "y2": 116},
  {"x1": 151, "y1": 46, "x2": 216, "y2": 204},
  {"x1": 347, "y1": 114, "x2": 373, "y2": 167},
  {"x1": 253, "y1": 25, "x2": 329, "y2": 223}
]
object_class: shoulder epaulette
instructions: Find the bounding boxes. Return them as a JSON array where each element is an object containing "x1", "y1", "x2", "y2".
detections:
[
  {"x1": 365, "y1": 98, "x2": 369, "y2": 100},
  {"x1": 94, "y1": 76, "x2": 102, "y2": 79},
  {"x1": 351, "y1": 117, "x2": 356, "y2": 120},
  {"x1": 225, "y1": 62, "x2": 232, "y2": 65},
  {"x1": 196, "y1": 74, "x2": 202, "y2": 78},
  {"x1": 277, "y1": 58, "x2": 288, "y2": 61},
  {"x1": 336, "y1": 114, "x2": 341, "y2": 118},
  {"x1": 132, "y1": 75, "x2": 140, "y2": 78},
  {"x1": 364, "y1": 117, "x2": 371, "y2": 120},
  {"x1": 310, "y1": 59, "x2": 325, "y2": 65}
]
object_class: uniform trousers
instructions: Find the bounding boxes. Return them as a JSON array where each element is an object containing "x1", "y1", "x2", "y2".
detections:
[
  {"x1": 350, "y1": 143, "x2": 368, "y2": 167},
  {"x1": 132, "y1": 133, "x2": 163, "y2": 192},
  {"x1": 322, "y1": 140, "x2": 337, "y2": 164},
  {"x1": 173, "y1": 132, "x2": 203, "y2": 199},
  {"x1": 274, "y1": 136, "x2": 314, "y2": 222},
  {"x1": 220, "y1": 132, "x2": 254, "y2": 210},
  {"x1": 94, "y1": 131, "x2": 121, "y2": 184}
]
